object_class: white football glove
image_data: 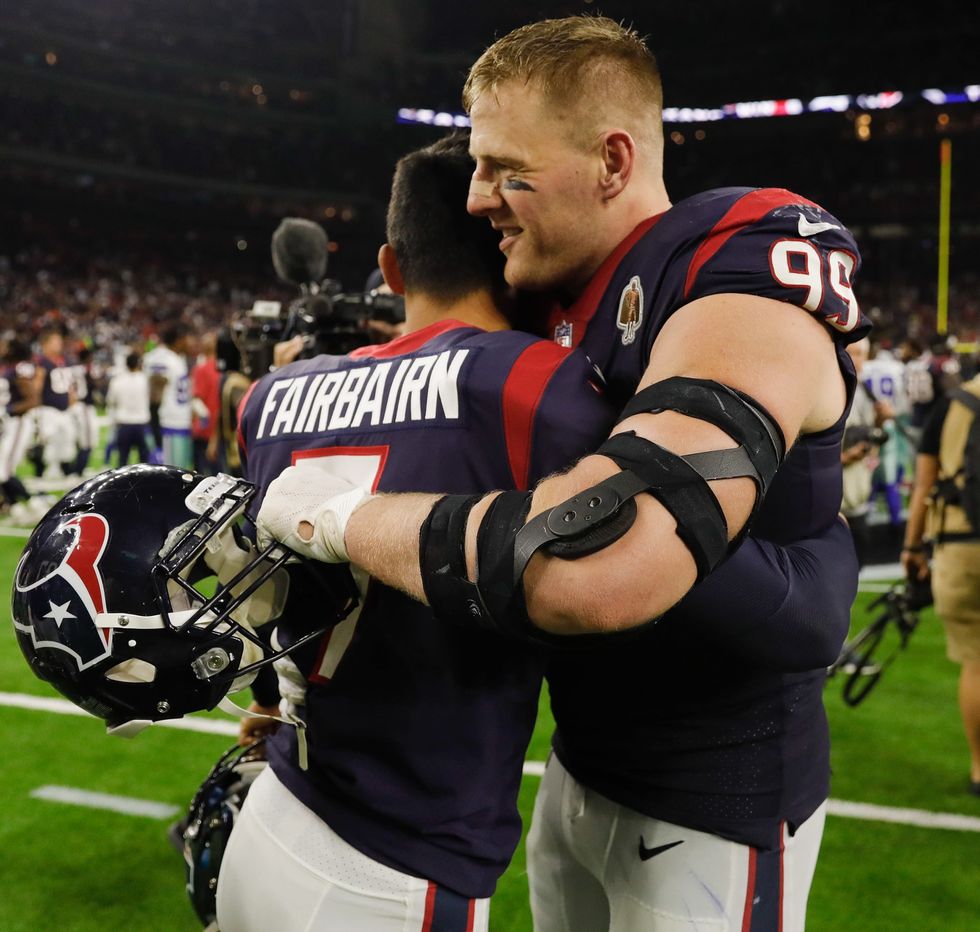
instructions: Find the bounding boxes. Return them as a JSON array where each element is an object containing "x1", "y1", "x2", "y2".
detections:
[{"x1": 256, "y1": 463, "x2": 371, "y2": 563}]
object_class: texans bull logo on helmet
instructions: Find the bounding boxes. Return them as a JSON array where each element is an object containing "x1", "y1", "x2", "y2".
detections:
[
  {"x1": 13, "y1": 513, "x2": 114, "y2": 672},
  {"x1": 11, "y1": 464, "x2": 361, "y2": 730}
]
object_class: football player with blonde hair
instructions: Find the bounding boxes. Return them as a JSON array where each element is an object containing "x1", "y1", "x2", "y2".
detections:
[{"x1": 260, "y1": 16, "x2": 870, "y2": 931}]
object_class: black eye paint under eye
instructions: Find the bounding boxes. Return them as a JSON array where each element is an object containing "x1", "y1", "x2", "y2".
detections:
[{"x1": 503, "y1": 178, "x2": 535, "y2": 192}]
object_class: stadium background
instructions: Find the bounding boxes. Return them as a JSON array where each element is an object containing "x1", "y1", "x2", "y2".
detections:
[{"x1": 1, "y1": 1, "x2": 978, "y2": 929}]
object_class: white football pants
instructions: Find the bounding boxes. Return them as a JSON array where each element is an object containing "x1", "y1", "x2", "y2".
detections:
[
  {"x1": 216, "y1": 767, "x2": 490, "y2": 932},
  {"x1": 527, "y1": 754, "x2": 825, "y2": 932}
]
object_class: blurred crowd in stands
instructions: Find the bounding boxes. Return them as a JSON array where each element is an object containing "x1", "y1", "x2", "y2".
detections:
[{"x1": 0, "y1": 0, "x2": 976, "y2": 543}]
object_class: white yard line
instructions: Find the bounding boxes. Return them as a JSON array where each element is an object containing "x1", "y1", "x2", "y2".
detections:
[
  {"x1": 30, "y1": 785, "x2": 179, "y2": 820},
  {"x1": 4, "y1": 690, "x2": 979, "y2": 833},
  {"x1": 858, "y1": 563, "x2": 902, "y2": 581},
  {"x1": 0, "y1": 525, "x2": 32, "y2": 537},
  {"x1": 0, "y1": 691, "x2": 238, "y2": 736},
  {"x1": 826, "y1": 798, "x2": 980, "y2": 833}
]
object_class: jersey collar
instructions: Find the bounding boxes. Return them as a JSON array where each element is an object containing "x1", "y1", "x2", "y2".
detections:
[
  {"x1": 348, "y1": 318, "x2": 472, "y2": 359},
  {"x1": 551, "y1": 214, "x2": 664, "y2": 349}
]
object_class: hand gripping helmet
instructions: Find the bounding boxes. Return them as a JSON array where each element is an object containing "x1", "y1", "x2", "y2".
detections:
[{"x1": 11, "y1": 465, "x2": 358, "y2": 734}]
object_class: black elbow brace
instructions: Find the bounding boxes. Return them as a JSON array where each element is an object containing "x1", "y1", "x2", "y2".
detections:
[
  {"x1": 420, "y1": 378, "x2": 785, "y2": 641},
  {"x1": 420, "y1": 490, "x2": 534, "y2": 638}
]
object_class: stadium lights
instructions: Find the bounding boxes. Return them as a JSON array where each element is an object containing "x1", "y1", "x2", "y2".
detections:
[{"x1": 396, "y1": 84, "x2": 978, "y2": 127}]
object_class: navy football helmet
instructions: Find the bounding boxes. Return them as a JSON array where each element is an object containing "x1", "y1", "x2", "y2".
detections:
[
  {"x1": 11, "y1": 465, "x2": 358, "y2": 733},
  {"x1": 181, "y1": 738, "x2": 268, "y2": 928}
]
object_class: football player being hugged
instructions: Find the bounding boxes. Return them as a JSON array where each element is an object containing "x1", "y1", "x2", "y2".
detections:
[
  {"x1": 217, "y1": 132, "x2": 618, "y2": 931},
  {"x1": 257, "y1": 17, "x2": 870, "y2": 932}
]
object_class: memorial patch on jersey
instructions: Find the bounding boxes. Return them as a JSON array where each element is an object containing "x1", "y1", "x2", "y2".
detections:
[
  {"x1": 253, "y1": 348, "x2": 471, "y2": 439},
  {"x1": 617, "y1": 276, "x2": 643, "y2": 345}
]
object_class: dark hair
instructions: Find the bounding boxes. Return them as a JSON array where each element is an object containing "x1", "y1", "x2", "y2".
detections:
[
  {"x1": 6, "y1": 339, "x2": 32, "y2": 364},
  {"x1": 77, "y1": 346, "x2": 93, "y2": 363},
  {"x1": 38, "y1": 326, "x2": 64, "y2": 344},
  {"x1": 160, "y1": 321, "x2": 190, "y2": 348},
  {"x1": 126, "y1": 352, "x2": 141, "y2": 371},
  {"x1": 386, "y1": 132, "x2": 505, "y2": 303}
]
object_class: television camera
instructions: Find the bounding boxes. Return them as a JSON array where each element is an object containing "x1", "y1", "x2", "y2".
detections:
[{"x1": 235, "y1": 218, "x2": 404, "y2": 379}]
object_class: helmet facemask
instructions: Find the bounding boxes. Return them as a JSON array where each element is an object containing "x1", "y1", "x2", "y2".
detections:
[{"x1": 12, "y1": 466, "x2": 359, "y2": 734}]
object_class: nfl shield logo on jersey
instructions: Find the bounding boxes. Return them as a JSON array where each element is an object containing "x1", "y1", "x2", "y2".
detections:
[
  {"x1": 617, "y1": 276, "x2": 643, "y2": 345},
  {"x1": 554, "y1": 320, "x2": 573, "y2": 348}
]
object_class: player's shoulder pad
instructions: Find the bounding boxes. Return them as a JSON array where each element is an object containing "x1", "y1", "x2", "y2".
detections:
[
  {"x1": 681, "y1": 186, "x2": 864, "y2": 335},
  {"x1": 470, "y1": 329, "x2": 576, "y2": 386}
]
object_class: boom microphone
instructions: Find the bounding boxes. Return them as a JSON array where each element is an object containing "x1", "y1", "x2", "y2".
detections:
[{"x1": 271, "y1": 218, "x2": 329, "y2": 286}]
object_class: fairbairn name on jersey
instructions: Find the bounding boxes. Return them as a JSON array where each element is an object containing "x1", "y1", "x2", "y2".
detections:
[{"x1": 254, "y1": 349, "x2": 470, "y2": 439}]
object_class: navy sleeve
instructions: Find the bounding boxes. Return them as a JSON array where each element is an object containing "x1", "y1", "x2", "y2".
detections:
[
  {"x1": 673, "y1": 518, "x2": 856, "y2": 671},
  {"x1": 682, "y1": 189, "x2": 864, "y2": 341}
]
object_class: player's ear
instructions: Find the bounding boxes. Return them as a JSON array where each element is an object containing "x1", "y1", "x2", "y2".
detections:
[
  {"x1": 378, "y1": 244, "x2": 405, "y2": 296},
  {"x1": 598, "y1": 130, "x2": 635, "y2": 201}
]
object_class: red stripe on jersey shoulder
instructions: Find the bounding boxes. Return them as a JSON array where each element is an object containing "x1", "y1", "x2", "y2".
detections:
[
  {"x1": 684, "y1": 188, "x2": 820, "y2": 299},
  {"x1": 551, "y1": 214, "x2": 664, "y2": 349},
  {"x1": 348, "y1": 319, "x2": 471, "y2": 359},
  {"x1": 502, "y1": 341, "x2": 572, "y2": 490},
  {"x1": 236, "y1": 379, "x2": 260, "y2": 456}
]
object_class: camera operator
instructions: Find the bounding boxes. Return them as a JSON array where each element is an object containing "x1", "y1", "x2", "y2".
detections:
[
  {"x1": 842, "y1": 337, "x2": 895, "y2": 566},
  {"x1": 902, "y1": 362, "x2": 980, "y2": 795},
  {"x1": 235, "y1": 219, "x2": 405, "y2": 382}
]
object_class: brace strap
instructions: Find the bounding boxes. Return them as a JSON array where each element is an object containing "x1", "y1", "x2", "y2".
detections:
[{"x1": 617, "y1": 376, "x2": 785, "y2": 495}]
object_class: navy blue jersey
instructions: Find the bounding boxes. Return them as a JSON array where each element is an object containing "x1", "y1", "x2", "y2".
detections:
[
  {"x1": 544, "y1": 187, "x2": 871, "y2": 849},
  {"x1": 238, "y1": 319, "x2": 616, "y2": 897},
  {"x1": 38, "y1": 356, "x2": 72, "y2": 411},
  {"x1": 4, "y1": 362, "x2": 36, "y2": 416},
  {"x1": 72, "y1": 364, "x2": 97, "y2": 405}
]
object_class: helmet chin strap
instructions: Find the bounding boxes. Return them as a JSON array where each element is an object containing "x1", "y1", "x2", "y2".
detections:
[
  {"x1": 107, "y1": 699, "x2": 308, "y2": 771},
  {"x1": 107, "y1": 719, "x2": 153, "y2": 738},
  {"x1": 216, "y1": 696, "x2": 309, "y2": 771}
]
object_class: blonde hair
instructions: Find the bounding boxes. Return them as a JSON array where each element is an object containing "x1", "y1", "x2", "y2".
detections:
[{"x1": 463, "y1": 16, "x2": 663, "y2": 154}]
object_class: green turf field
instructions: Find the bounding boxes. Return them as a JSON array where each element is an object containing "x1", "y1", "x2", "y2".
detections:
[{"x1": 2, "y1": 520, "x2": 978, "y2": 931}]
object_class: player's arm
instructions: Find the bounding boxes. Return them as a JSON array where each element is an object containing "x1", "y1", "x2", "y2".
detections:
[
  {"x1": 677, "y1": 516, "x2": 857, "y2": 670},
  {"x1": 9, "y1": 366, "x2": 41, "y2": 414},
  {"x1": 488, "y1": 292, "x2": 846, "y2": 633},
  {"x1": 276, "y1": 292, "x2": 844, "y2": 636},
  {"x1": 148, "y1": 371, "x2": 167, "y2": 405},
  {"x1": 901, "y1": 452, "x2": 937, "y2": 582}
]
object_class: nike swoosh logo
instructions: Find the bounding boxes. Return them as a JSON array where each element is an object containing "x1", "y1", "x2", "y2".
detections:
[
  {"x1": 798, "y1": 212, "x2": 841, "y2": 237},
  {"x1": 638, "y1": 837, "x2": 684, "y2": 861}
]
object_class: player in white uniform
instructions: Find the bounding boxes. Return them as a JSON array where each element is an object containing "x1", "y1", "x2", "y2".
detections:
[
  {"x1": 35, "y1": 328, "x2": 77, "y2": 479},
  {"x1": 143, "y1": 323, "x2": 193, "y2": 469},
  {"x1": 68, "y1": 346, "x2": 101, "y2": 476},
  {"x1": 862, "y1": 346, "x2": 909, "y2": 525}
]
